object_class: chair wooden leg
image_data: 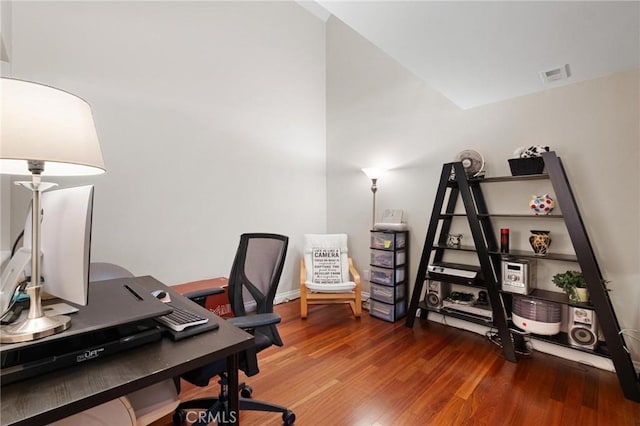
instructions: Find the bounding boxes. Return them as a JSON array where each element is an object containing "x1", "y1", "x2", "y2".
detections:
[
  {"x1": 300, "y1": 286, "x2": 308, "y2": 319},
  {"x1": 354, "y1": 293, "x2": 362, "y2": 318},
  {"x1": 345, "y1": 301, "x2": 361, "y2": 318}
]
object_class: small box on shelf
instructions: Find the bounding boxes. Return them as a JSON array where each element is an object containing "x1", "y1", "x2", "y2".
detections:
[{"x1": 508, "y1": 157, "x2": 545, "y2": 176}]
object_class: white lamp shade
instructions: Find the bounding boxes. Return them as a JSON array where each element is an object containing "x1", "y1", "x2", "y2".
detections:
[
  {"x1": 0, "y1": 78, "x2": 105, "y2": 176},
  {"x1": 361, "y1": 167, "x2": 386, "y2": 180}
]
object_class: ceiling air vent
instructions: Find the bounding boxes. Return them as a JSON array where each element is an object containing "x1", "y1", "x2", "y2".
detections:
[{"x1": 539, "y1": 64, "x2": 571, "y2": 84}]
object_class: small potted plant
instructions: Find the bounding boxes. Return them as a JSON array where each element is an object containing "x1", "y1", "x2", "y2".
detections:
[{"x1": 552, "y1": 270, "x2": 588, "y2": 303}]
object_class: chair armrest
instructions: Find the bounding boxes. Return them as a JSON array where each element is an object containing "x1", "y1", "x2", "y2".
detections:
[
  {"x1": 300, "y1": 259, "x2": 306, "y2": 285},
  {"x1": 227, "y1": 313, "x2": 281, "y2": 329},
  {"x1": 348, "y1": 258, "x2": 361, "y2": 284},
  {"x1": 181, "y1": 287, "x2": 225, "y2": 301}
]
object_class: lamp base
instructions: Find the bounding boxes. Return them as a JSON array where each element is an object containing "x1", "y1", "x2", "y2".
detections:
[
  {"x1": 0, "y1": 285, "x2": 71, "y2": 343},
  {"x1": 0, "y1": 314, "x2": 70, "y2": 343}
]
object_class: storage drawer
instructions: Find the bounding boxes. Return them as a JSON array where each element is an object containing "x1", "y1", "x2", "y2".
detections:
[
  {"x1": 370, "y1": 232, "x2": 406, "y2": 250},
  {"x1": 370, "y1": 266, "x2": 405, "y2": 286},
  {"x1": 369, "y1": 299, "x2": 406, "y2": 323},
  {"x1": 370, "y1": 282, "x2": 405, "y2": 304},
  {"x1": 370, "y1": 249, "x2": 405, "y2": 268}
]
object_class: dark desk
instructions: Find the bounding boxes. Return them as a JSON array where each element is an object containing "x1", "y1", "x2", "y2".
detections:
[{"x1": 1, "y1": 276, "x2": 254, "y2": 426}]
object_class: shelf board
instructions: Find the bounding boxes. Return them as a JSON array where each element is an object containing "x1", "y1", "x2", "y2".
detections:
[
  {"x1": 502, "y1": 288, "x2": 595, "y2": 309},
  {"x1": 424, "y1": 275, "x2": 487, "y2": 290},
  {"x1": 502, "y1": 288, "x2": 568, "y2": 304},
  {"x1": 439, "y1": 213, "x2": 564, "y2": 219},
  {"x1": 511, "y1": 327, "x2": 611, "y2": 358},
  {"x1": 433, "y1": 244, "x2": 477, "y2": 252},
  {"x1": 489, "y1": 249, "x2": 578, "y2": 262},
  {"x1": 471, "y1": 174, "x2": 550, "y2": 183},
  {"x1": 419, "y1": 301, "x2": 494, "y2": 326},
  {"x1": 448, "y1": 174, "x2": 550, "y2": 187},
  {"x1": 423, "y1": 300, "x2": 609, "y2": 358},
  {"x1": 479, "y1": 213, "x2": 564, "y2": 219},
  {"x1": 530, "y1": 288, "x2": 567, "y2": 303},
  {"x1": 432, "y1": 245, "x2": 578, "y2": 263}
]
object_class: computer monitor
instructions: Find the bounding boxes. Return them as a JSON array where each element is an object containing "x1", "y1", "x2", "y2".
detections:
[{"x1": 22, "y1": 185, "x2": 94, "y2": 306}]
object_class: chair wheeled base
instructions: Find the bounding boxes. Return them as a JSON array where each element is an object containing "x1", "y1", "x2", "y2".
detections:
[{"x1": 172, "y1": 375, "x2": 295, "y2": 425}]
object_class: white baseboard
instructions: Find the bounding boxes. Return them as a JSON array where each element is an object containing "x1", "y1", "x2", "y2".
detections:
[
  {"x1": 274, "y1": 290, "x2": 371, "y2": 306},
  {"x1": 271, "y1": 294, "x2": 631, "y2": 374},
  {"x1": 274, "y1": 289, "x2": 300, "y2": 305},
  {"x1": 424, "y1": 311, "x2": 616, "y2": 373},
  {"x1": 271, "y1": 295, "x2": 635, "y2": 375}
]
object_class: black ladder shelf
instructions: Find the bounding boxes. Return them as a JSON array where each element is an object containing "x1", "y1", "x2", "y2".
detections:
[{"x1": 405, "y1": 151, "x2": 640, "y2": 402}]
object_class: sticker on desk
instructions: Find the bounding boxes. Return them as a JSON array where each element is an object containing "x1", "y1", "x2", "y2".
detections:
[{"x1": 43, "y1": 303, "x2": 79, "y2": 316}]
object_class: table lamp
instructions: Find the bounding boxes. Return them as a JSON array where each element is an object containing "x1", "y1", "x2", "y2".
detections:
[
  {"x1": 361, "y1": 168, "x2": 386, "y2": 229},
  {"x1": 0, "y1": 77, "x2": 105, "y2": 342}
]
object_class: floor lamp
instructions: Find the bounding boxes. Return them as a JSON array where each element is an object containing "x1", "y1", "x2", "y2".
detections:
[
  {"x1": 361, "y1": 168, "x2": 386, "y2": 229},
  {"x1": 0, "y1": 77, "x2": 105, "y2": 343}
]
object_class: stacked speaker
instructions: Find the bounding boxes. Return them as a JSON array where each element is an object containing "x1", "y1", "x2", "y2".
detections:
[
  {"x1": 568, "y1": 307, "x2": 599, "y2": 350},
  {"x1": 425, "y1": 281, "x2": 449, "y2": 308}
]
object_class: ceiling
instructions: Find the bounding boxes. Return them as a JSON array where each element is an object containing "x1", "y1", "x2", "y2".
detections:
[{"x1": 303, "y1": 1, "x2": 640, "y2": 109}]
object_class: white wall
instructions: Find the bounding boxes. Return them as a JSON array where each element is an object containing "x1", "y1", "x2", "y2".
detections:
[
  {"x1": 5, "y1": 2, "x2": 639, "y2": 364},
  {"x1": 0, "y1": 0, "x2": 12, "y2": 263},
  {"x1": 6, "y1": 1, "x2": 327, "y2": 292},
  {"x1": 326, "y1": 17, "x2": 640, "y2": 360}
]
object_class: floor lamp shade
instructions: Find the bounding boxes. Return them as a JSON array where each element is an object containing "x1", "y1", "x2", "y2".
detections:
[{"x1": 0, "y1": 77, "x2": 105, "y2": 176}]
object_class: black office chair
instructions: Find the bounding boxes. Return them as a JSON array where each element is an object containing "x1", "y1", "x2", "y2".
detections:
[{"x1": 173, "y1": 233, "x2": 295, "y2": 426}]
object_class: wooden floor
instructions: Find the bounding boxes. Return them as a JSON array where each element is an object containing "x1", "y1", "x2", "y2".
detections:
[{"x1": 153, "y1": 300, "x2": 640, "y2": 425}]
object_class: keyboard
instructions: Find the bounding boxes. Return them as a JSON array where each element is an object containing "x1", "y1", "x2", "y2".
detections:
[{"x1": 155, "y1": 303, "x2": 209, "y2": 332}]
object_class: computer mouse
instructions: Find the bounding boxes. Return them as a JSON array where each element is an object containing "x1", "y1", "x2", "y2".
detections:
[{"x1": 151, "y1": 290, "x2": 170, "y2": 302}]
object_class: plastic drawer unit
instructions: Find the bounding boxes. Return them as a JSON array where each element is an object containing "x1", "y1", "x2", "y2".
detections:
[
  {"x1": 369, "y1": 298, "x2": 407, "y2": 323},
  {"x1": 370, "y1": 249, "x2": 405, "y2": 268},
  {"x1": 370, "y1": 266, "x2": 405, "y2": 286},
  {"x1": 368, "y1": 230, "x2": 408, "y2": 323},
  {"x1": 370, "y1": 231, "x2": 406, "y2": 250},
  {"x1": 370, "y1": 282, "x2": 405, "y2": 304}
]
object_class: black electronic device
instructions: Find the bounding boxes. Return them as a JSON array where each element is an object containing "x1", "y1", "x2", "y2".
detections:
[
  {"x1": 1, "y1": 320, "x2": 162, "y2": 385},
  {"x1": 427, "y1": 262, "x2": 483, "y2": 286},
  {"x1": 0, "y1": 277, "x2": 172, "y2": 383},
  {"x1": 441, "y1": 290, "x2": 493, "y2": 321},
  {"x1": 447, "y1": 291, "x2": 475, "y2": 304},
  {"x1": 476, "y1": 290, "x2": 489, "y2": 306}
]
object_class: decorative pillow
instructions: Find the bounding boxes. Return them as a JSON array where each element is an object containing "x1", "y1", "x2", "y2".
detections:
[{"x1": 311, "y1": 248, "x2": 342, "y2": 284}]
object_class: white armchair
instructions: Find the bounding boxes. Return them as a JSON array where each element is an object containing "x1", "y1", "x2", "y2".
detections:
[{"x1": 300, "y1": 234, "x2": 361, "y2": 319}]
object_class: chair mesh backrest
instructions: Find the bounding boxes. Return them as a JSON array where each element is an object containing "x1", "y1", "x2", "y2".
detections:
[
  {"x1": 303, "y1": 234, "x2": 350, "y2": 283},
  {"x1": 228, "y1": 233, "x2": 288, "y2": 316}
]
